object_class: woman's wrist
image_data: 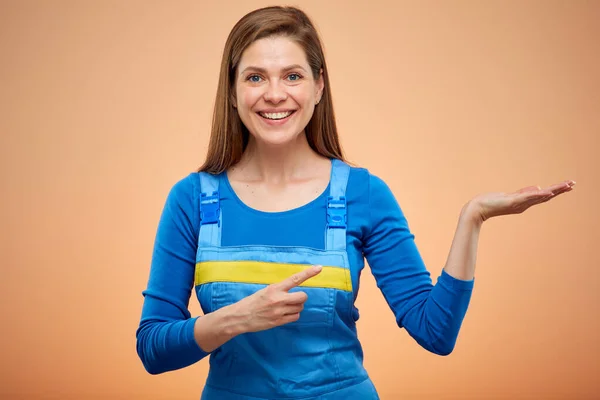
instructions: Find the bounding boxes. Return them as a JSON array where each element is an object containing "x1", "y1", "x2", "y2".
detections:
[
  {"x1": 193, "y1": 304, "x2": 248, "y2": 352},
  {"x1": 220, "y1": 303, "x2": 250, "y2": 337},
  {"x1": 460, "y1": 200, "x2": 485, "y2": 228}
]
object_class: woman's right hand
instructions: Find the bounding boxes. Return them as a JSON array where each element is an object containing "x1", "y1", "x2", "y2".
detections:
[
  {"x1": 193, "y1": 265, "x2": 322, "y2": 352},
  {"x1": 230, "y1": 265, "x2": 323, "y2": 333}
]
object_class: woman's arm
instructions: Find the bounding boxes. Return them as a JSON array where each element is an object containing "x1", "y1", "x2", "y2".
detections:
[
  {"x1": 363, "y1": 174, "x2": 473, "y2": 356},
  {"x1": 136, "y1": 176, "x2": 210, "y2": 374},
  {"x1": 440, "y1": 203, "x2": 482, "y2": 281},
  {"x1": 363, "y1": 174, "x2": 574, "y2": 356}
]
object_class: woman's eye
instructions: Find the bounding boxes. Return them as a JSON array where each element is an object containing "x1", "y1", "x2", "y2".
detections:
[
  {"x1": 248, "y1": 75, "x2": 262, "y2": 83},
  {"x1": 287, "y1": 73, "x2": 302, "y2": 81}
]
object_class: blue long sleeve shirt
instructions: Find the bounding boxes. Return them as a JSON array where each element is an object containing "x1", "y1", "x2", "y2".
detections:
[{"x1": 136, "y1": 166, "x2": 474, "y2": 374}]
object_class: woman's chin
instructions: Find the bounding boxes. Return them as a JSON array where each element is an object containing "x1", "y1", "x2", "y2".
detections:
[{"x1": 251, "y1": 129, "x2": 304, "y2": 148}]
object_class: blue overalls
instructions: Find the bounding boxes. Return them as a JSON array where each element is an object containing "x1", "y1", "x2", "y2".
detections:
[{"x1": 194, "y1": 159, "x2": 380, "y2": 400}]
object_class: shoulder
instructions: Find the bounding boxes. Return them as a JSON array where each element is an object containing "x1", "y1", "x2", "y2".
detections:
[
  {"x1": 166, "y1": 172, "x2": 200, "y2": 201},
  {"x1": 346, "y1": 163, "x2": 398, "y2": 205},
  {"x1": 163, "y1": 171, "x2": 229, "y2": 217},
  {"x1": 160, "y1": 173, "x2": 204, "y2": 221}
]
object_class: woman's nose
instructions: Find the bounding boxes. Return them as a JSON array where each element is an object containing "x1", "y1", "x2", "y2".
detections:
[{"x1": 263, "y1": 80, "x2": 287, "y2": 103}]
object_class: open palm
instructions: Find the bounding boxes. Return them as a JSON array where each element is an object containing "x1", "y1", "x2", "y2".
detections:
[{"x1": 472, "y1": 180, "x2": 576, "y2": 222}]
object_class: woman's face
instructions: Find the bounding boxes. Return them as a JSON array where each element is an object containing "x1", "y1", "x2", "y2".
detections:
[{"x1": 234, "y1": 35, "x2": 323, "y2": 147}]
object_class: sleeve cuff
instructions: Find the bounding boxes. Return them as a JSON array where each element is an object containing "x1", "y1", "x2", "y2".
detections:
[{"x1": 439, "y1": 269, "x2": 475, "y2": 291}]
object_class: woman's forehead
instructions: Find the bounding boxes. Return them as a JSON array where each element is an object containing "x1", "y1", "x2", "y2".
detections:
[{"x1": 238, "y1": 36, "x2": 309, "y2": 73}]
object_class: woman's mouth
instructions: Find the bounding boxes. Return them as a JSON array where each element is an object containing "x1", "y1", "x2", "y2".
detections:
[{"x1": 257, "y1": 110, "x2": 296, "y2": 124}]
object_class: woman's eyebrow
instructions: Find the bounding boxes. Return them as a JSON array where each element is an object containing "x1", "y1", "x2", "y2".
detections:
[{"x1": 240, "y1": 64, "x2": 308, "y2": 75}]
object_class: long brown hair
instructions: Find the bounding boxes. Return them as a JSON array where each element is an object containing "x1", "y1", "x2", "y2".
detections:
[{"x1": 198, "y1": 6, "x2": 345, "y2": 174}]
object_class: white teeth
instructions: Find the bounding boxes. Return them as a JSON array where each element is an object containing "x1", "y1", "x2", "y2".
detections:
[{"x1": 259, "y1": 111, "x2": 293, "y2": 120}]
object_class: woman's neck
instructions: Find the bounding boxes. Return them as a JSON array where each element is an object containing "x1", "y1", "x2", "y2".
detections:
[{"x1": 232, "y1": 133, "x2": 327, "y2": 184}]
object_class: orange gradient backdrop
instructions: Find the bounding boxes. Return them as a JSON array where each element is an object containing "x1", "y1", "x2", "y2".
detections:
[{"x1": 1, "y1": 1, "x2": 598, "y2": 399}]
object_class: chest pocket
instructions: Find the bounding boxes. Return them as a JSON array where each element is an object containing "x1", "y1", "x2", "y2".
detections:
[{"x1": 209, "y1": 282, "x2": 335, "y2": 327}]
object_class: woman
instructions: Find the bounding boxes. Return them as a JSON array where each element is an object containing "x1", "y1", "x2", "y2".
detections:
[{"x1": 136, "y1": 6, "x2": 574, "y2": 399}]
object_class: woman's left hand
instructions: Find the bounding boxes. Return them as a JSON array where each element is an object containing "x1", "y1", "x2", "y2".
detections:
[{"x1": 467, "y1": 180, "x2": 576, "y2": 223}]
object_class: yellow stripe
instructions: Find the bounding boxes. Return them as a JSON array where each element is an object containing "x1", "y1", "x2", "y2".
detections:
[{"x1": 195, "y1": 261, "x2": 352, "y2": 292}]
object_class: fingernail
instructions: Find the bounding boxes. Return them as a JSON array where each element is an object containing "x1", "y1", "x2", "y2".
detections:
[{"x1": 314, "y1": 265, "x2": 322, "y2": 272}]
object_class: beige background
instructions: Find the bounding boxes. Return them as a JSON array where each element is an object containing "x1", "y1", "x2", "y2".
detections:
[{"x1": 1, "y1": 1, "x2": 598, "y2": 399}]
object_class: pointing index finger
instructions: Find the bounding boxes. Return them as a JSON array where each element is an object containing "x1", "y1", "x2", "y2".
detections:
[{"x1": 276, "y1": 265, "x2": 323, "y2": 292}]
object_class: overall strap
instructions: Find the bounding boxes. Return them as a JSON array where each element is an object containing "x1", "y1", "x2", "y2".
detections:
[
  {"x1": 325, "y1": 159, "x2": 350, "y2": 251},
  {"x1": 198, "y1": 172, "x2": 221, "y2": 248}
]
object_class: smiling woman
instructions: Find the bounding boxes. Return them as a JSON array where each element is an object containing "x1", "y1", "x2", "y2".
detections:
[
  {"x1": 135, "y1": 5, "x2": 575, "y2": 400},
  {"x1": 199, "y1": 6, "x2": 341, "y2": 177},
  {"x1": 233, "y1": 36, "x2": 323, "y2": 147}
]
